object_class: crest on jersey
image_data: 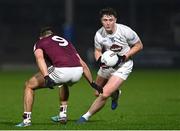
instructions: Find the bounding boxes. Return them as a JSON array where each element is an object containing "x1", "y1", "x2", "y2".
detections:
[{"x1": 110, "y1": 44, "x2": 122, "y2": 52}]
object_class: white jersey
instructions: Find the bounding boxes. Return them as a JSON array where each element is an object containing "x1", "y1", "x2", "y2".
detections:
[{"x1": 94, "y1": 23, "x2": 140, "y2": 56}]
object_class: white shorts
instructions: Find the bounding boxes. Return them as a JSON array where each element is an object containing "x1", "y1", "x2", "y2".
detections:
[
  {"x1": 97, "y1": 59, "x2": 133, "y2": 80},
  {"x1": 48, "y1": 66, "x2": 83, "y2": 86}
]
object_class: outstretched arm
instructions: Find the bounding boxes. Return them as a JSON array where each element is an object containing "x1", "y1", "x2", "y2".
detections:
[
  {"x1": 76, "y1": 54, "x2": 93, "y2": 84},
  {"x1": 76, "y1": 54, "x2": 103, "y2": 93}
]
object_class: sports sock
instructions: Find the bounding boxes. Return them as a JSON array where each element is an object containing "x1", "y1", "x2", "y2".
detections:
[
  {"x1": 59, "y1": 105, "x2": 67, "y2": 118},
  {"x1": 23, "y1": 112, "x2": 31, "y2": 123},
  {"x1": 82, "y1": 111, "x2": 91, "y2": 120}
]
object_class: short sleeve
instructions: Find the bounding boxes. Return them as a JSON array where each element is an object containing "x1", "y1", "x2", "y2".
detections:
[
  {"x1": 33, "y1": 40, "x2": 42, "y2": 52},
  {"x1": 124, "y1": 27, "x2": 140, "y2": 45},
  {"x1": 69, "y1": 42, "x2": 78, "y2": 54},
  {"x1": 33, "y1": 42, "x2": 38, "y2": 52}
]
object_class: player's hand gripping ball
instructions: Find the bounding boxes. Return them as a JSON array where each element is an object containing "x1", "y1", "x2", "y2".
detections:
[{"x1": 101, "y1": 50, "x2": 119, "y2": 67}]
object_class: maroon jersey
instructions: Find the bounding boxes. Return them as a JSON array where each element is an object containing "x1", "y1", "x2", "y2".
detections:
[{"x1": 34, "y1": 35, "x2": 81, "y2": 67}]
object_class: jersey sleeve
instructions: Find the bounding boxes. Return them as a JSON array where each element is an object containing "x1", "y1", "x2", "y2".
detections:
[
  {"x1": 94, "y1": 32, "x2": 103, "y2": 50},
  {"x1": 33, "y1": 42, "x2": 38, "y2": 52},
  {"x1": 124, "y1": 26, "x2": 140, "y2": 46},
  {"x1": 33, "y1": 40, "x2": 43, "y2": 52},
  {"x1": 69, "y1": 42, "x2": 78, "y2": 54}
]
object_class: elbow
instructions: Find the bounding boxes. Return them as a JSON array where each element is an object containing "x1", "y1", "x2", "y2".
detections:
[
  {"x1": 138, "y1": 41, "x2": 143, "y2": 51},
  {"x1": 134, "y1": 41, "x2": 143, "y2": 51}
]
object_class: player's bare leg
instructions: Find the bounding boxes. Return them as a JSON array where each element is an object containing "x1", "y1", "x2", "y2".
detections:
[
  {"x1": 77, "y1": 76, "x2": 124, "y2": 123},
  {"x1": 94, "y1": 75, "x2": 107, "y2": 96},
  {"x1": 89, "y1": 76, "x2": 124, "y2": 115},
  {"x1": 51, "y1": 84, "x2": 69, "y2": 124},
  {"x1": 16, "y1": 72, "x2": 46, "y2": 127},
  {"x1": 24, "y1": 73, "x2": 45, "y2": 111},
  {"x1": 95, "y1": 75, "x2": 121, "y2": 110},
  {"x1": 59, "y1": 84, "x2": 69, "y2": 124}
]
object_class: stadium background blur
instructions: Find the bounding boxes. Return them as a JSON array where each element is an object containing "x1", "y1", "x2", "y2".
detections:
[
  {"x1": 0, "y1": 0, "x2": 180, "y2": 130},
  {"x1": 0, "y1": 0, "x2": 180, "y2": 70}
]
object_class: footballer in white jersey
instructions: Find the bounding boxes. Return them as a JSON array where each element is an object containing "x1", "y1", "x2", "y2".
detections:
[{"x1": 77, "y1": 7, "x2": 143, "y2": 123}]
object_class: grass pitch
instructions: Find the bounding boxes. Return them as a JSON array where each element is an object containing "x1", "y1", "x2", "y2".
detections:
[{"x1": 0, "y1": 69, "x2": 180, "y2": 130}]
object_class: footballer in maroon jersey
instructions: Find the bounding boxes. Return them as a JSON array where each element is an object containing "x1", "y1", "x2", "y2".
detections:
[
  {"x1": 34, "y1": 34, "x2": 81, "y2": 67},
  {"x1": 16, "y1": 27, "x2": 98, "y2": 127}
]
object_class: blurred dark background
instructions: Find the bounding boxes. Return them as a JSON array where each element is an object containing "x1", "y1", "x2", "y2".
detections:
[{"x1": 0, "y1": 0, "x2": 180, "y2": 70}]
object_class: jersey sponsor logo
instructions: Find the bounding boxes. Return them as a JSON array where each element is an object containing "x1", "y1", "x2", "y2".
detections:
[{"x1": 110, "y1": 44, "x2": 123, "y2": 52}]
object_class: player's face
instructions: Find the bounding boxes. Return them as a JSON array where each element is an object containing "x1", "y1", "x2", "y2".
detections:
[{"x1": 101, "y1": 15, "x2": 117, "y2": 34}]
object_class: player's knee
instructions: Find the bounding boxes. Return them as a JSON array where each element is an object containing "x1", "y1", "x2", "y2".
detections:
[
  {"x1": 24, "y1": 80, "x2": 31, "y2": 89},
  {"x1": 98, "y1": 94, "x2": 108, "y2": 103},
  {"x1": 102, "y1": 92, "x2": 111, "y2": 99},
  {"x1": 24, "y1": 80, "x2": 35, "y2": 90}
]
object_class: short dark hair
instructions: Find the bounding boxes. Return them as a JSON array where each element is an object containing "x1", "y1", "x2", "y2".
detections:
[
  {"x1": 99, "y1": 7, "x2": 117, "y2": 18},
  {"x1": 40, "y1": 26, "x2": 54, "y2": 37}
]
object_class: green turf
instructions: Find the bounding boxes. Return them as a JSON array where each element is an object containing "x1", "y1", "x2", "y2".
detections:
[{"x1": 0, "y1": 69, "x2": 180, "y2": 130}]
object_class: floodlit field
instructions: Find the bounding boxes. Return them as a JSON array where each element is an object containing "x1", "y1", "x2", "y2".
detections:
[{"x1": 0, "y1": 69, "x2": 180, "y2": 130}]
